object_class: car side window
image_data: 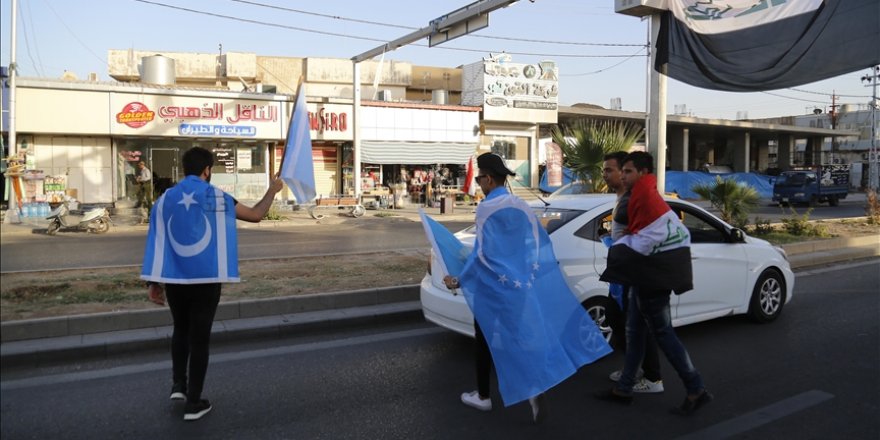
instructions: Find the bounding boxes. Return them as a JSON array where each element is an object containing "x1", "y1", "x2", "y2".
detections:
[
  {"x1": 669, "y1": 204, "x2": 726, "y2": 243},
  {"x1": 573, "y1": 209, "x2": 613, "y2": 242}
]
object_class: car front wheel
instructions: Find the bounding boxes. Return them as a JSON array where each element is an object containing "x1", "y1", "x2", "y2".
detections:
[
  {"x1": 581, "y1": 296, "x2": 619, "y2": 347},
  {"x1": 748, "y1": 269, "x2": 785, "y2": 323}
]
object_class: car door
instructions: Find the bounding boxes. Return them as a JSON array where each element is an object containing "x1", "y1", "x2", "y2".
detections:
[
  {"x1": 669, "y1": 203, "x2": 749, "y2": 324},
  {"x1": 549, "y1": 209, "x2": 610, "y2": 299}
]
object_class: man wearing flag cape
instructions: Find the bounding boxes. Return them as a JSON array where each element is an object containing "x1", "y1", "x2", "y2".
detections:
[
  {"x1": 424, "y1": 153, "x2": 611, "y2": 424},
  {"x1": 142, "y1": 147, "x2": 283, "y2": 421},
  {"x1": 596, "y1": 151, "x2": 713, "y2": 416}
]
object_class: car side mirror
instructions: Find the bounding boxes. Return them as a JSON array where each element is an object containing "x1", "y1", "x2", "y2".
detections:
[{"x1": 728, "y1": 228, "x2": 745, "y2": 243}]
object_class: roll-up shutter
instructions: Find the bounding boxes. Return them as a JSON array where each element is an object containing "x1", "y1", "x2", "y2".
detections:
[
  {"x1": 360, "y1": 141, "x2": 475, "y2": 165},
  {"x1": 312, "y1": 145, "x2": 338, "y2": 197}
]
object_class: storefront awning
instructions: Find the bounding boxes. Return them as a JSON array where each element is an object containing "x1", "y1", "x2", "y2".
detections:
[{"x1": 360, "y1": 141, "x2": 476, "y2": 165}]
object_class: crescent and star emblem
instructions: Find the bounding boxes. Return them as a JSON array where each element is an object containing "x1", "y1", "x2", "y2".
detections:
[{"x1": 167, "y1": 191, "x2": 213, "y2": 257}]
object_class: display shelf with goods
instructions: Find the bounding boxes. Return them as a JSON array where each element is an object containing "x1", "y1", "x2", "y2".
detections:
[{"x1": 44, "y1": 175, "x2": 68, "y2": 204}]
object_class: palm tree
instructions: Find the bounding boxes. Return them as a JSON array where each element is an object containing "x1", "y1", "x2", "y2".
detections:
[
  {"x1": 692, "y1": 176, "x2": 760, "y2": 228},
  {"x1": 549, "y1": 119, "x2": 643, "y2": 193}
]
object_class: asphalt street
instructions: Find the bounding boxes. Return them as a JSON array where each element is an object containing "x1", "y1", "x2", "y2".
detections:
[
  {"x1": 2, "y1": 260, "x2": 877, "y2": 439},
  {"x1": 0, "y1": 219, "x2": 473, "y2": 272},
  {"x1": 0, "y1": 193, "x2": 869, "y2": 273}
]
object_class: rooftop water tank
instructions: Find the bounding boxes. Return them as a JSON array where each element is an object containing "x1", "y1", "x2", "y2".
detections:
[
  {"x1": 142, "y1": 55, "x2": 176, "y2": 85},
  {"x1": 432, "y1": 89, "x2": 448, "y2": 105}
]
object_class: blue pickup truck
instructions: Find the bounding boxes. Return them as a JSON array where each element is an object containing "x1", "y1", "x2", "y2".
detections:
[{"x1": 772, "y1": 165, "x2": 850, "y2": 207}]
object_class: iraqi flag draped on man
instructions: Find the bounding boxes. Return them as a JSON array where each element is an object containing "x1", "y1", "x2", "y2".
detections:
[
  {"x1": 420, "y1": 192, "x2": 612, "y2": 406},
  {"x1": 600, "y1": 174, "x2": 693, "y2": 295}
]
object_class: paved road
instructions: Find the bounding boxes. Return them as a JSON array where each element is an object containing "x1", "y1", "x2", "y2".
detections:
[
  {"x1": 2, "y1": 261, "x2": 877, "y2": 439},
  {"x1": 0, "y1": 220, "x2": 472, "y2": 273},
  {"x1": 0, "y1": 193, "x2": 868, "y2": 273}
]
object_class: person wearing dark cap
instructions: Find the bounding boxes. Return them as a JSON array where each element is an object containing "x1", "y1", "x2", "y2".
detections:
[{"x1": 442, "y1": 153, "x2": 612, "y2": 423}]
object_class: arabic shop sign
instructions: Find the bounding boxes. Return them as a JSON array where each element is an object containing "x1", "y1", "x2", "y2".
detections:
[
  {"x1": 110, "y1": 95, "x2": 285, "y2": 139},
  {"x1": 462, "y1": 54, "x2": 559, "y2": 123}
]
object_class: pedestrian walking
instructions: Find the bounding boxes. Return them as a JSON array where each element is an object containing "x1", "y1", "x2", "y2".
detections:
[
  {"x1": 442, "y1": 153, "x2": 611, "y2": 423},
  {"x1": 142, "y1": 147, "x2": 283, "y2": 421},
  {"x1": 135, "y1": 161, "x2": 153, "y2": 209},
  {"x1": 600, "y1": 151, "x2": 665, "y2": 394},
  {"x1": 596, "y1": 151, "x2": 713, "y2": 415}
]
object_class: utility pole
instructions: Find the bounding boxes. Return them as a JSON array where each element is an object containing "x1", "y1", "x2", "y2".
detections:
[
  {"x1": 829, "y1": 91, "x2": 838, "y2": 163},
  {"x1": 8, "y1": 0, "x2": 18, "y2": 156},
  {"x1": 862, "y1": 65, "x2": 879, "y2": 191}
]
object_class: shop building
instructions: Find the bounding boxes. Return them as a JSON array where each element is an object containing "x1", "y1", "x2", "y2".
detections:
[
  {"x1": 9, "y1": 77, "x2": 288, "y2": 207},
  {"x1": 462, "y1": 54, "x2": 559, "y2": 190}
]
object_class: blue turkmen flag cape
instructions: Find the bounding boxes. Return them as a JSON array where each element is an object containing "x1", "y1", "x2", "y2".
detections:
[
  {"x1": 458, "y1": 188, "x2": 612, "y2": 406},
  {"x1": 141, "y1": 175, "x2": 240, "y2": 284}
]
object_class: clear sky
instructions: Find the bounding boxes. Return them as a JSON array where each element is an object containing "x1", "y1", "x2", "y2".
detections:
[{"x1": 1, "y1": 0, "x2": 875, "y2": 120}]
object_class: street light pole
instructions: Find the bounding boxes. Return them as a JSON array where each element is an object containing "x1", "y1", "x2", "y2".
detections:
[{"x1": 862, "y1": 65, "x2": 879, "y2": 191}]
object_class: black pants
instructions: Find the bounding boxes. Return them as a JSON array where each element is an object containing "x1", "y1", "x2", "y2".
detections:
[
  {"x1": 166, "y1": 283, "x2": 221, "y2": 403},
  {"x1": 615, "y1": 286, "x2": 662, "y2": 382},
  {"x1": 474, "y1": 321, "x2": 493, "y2": 398}
]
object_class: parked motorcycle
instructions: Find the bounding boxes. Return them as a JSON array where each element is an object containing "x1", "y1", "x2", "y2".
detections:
[{"x1": 46, "y1": 202, "x2": 112, "y2": 235}]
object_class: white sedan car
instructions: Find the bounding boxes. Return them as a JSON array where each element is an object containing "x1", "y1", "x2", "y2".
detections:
[{"x1": 420, "y1": 194, "x2": 795, "y2": 342}]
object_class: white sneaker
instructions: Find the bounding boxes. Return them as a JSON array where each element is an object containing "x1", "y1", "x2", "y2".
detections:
[
  {"x1": 528, "y1": 394, "x2": 547, "y2": 424},
  {"x1": 461, "y1": 390, "x2": 492, "y2": 411},
  {"x1": 609, "y1": 368, "x2": 644, "y2": 382},
  {"x1": 632, "y1": 378, "x2": 665, "y2": 394}
]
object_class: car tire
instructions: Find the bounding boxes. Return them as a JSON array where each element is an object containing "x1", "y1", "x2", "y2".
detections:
[
  {"x1": 581, "y1": 296, "x2": 618, "y2": 347},
  {"x1": 747, "y1": 269, "x2": 786, "y2": 323},
  {"x1": 828, "y1": 196, "x2": 839, "y2": 207}
]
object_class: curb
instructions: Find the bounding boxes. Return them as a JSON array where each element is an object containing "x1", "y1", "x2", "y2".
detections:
[{"x1": 0, "y1": 286, "x2": 421, "y2": 369}]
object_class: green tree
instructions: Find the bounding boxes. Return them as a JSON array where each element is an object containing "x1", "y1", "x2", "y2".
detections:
[
  {"x1": 692, "y1": 176, "x2": 760, "y2": 229},
  {"x1": 549, "y1": 119, "x2": 643, "y2": 193}
]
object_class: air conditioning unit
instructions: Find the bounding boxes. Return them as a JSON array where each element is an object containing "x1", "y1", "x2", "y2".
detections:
[{"x1": 377, "y1": 90, "x2": 392, "y2": 101}]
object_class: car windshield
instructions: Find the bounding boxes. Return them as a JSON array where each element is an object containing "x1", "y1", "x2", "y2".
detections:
[
  {"x1": 776, "y1": 172, "x2": 808, "y2": 186},
  {"x1": 549, "y1": 181, "x2": 591, "y2": 198},
  {"x1": 457, "y1": 208, "x2": 586, "y2": 236}
]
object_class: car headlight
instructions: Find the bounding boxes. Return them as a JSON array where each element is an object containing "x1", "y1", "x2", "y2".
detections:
[{"x1": 773, "y1": 245, "x2": 788, "y2": 262}]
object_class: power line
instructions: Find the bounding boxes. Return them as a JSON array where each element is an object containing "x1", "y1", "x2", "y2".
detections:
[
  {"x1": 18, "y1": 2, "x2": 44, "y2": 77},
  {"x1": 786, "y1": 87, "x2": 870, "y2": 99},
  {"x1": 43, "y1": 0, "x2": 106, "y2": 67},
  {"x1": 230, "y1": 0, "x2": 645, "y2": 47},
  {"x1": 760, "y1": 90, "x2": 833, "y2": 105},
  {"x1": 562, "y1": 47, "x2": 647, "y2": 76},
  {"x1": 133, "y1": 0, "x2": 644, "y2": 59}
]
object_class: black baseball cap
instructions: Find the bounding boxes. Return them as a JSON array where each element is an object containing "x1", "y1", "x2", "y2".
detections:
[{"x1": 477, "y1": 153, "x2": 516, "y2": 177}]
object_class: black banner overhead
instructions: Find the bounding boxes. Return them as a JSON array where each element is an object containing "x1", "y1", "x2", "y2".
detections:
[{"x1": 656, "y1": 0, "x2": 880, "y2": 92}]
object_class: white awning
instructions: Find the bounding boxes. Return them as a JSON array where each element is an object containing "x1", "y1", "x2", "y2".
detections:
[{"x1": 360, "y1": 141, "x2": 475, "y2": 165}]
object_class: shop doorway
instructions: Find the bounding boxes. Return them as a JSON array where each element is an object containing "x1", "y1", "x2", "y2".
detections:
[{"x1": 150, "y1": 148, "x2": 179, "y2": 199}]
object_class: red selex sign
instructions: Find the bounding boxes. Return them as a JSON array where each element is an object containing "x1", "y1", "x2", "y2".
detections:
[
  {"x1": 116, "y1": 102, "x2": 155, "y2": 128},
  {"x1": 308, "y1": 108, "x2": 348, "y2": 134}
]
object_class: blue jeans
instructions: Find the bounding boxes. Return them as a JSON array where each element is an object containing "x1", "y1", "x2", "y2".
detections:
[{"x1": 616, "y1": 287, "x2": 704, "y2": 395}]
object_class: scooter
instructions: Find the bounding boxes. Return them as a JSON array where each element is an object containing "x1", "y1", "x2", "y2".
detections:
[{"x1": 46, "y1": 201, "x2": 112, "y2": 235}]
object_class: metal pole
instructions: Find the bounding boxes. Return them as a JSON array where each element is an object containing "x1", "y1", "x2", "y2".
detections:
[
  {"x1": 9, "y1": 0, "x2": 18, "y2": 156},
  {"x1": 871, "y1": 67, "x2": 878, "y2": 191},
  {"x1": 648, "y1": 13, "x2": 667, "y2": 192},
  {"x1": 864, "y1": 65, "x2": 879, "y2": 191},
  {"x1": 352, "y1": 61, "x2": 362, "y2": 197}
]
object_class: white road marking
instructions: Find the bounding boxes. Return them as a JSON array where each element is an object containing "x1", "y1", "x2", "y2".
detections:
[{"x1": 675, "y1": 390, "x2": 835, "y2": 440}]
